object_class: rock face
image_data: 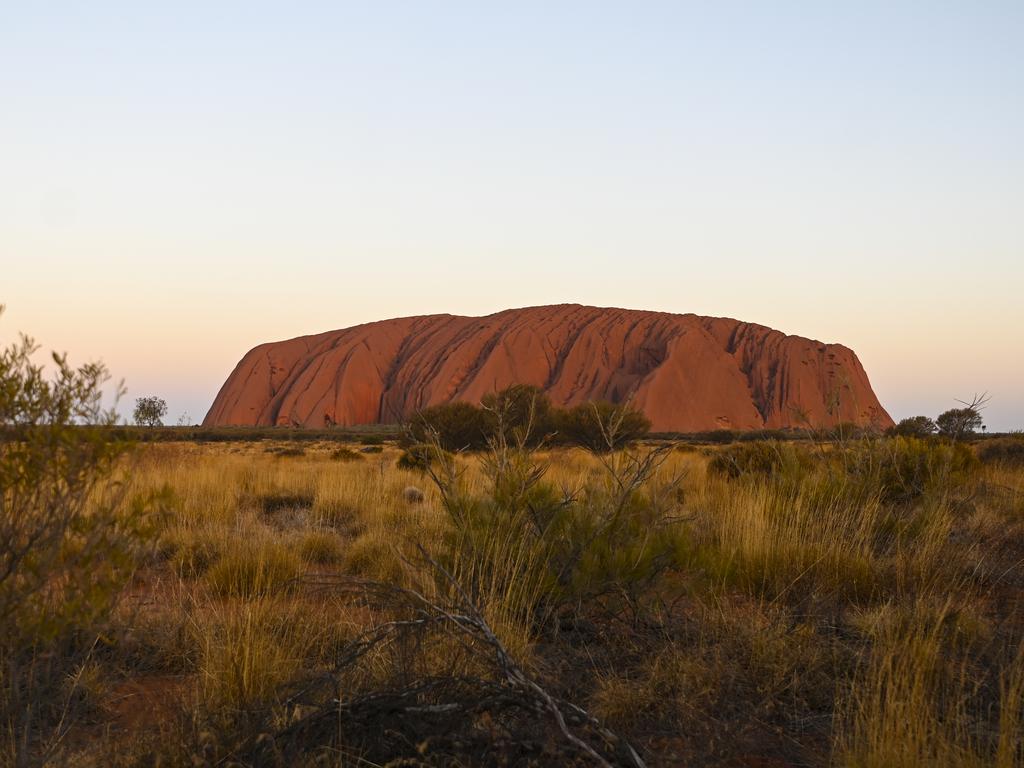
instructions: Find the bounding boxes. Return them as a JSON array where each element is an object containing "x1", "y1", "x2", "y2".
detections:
[{"x1": 204, "y1": 305, "x2": 892, "y2": 432}]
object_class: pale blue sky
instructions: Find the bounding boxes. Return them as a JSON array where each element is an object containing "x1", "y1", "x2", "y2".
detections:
[{"x1": 1, "y1": 2, "x2": 1022, "y2": 428}]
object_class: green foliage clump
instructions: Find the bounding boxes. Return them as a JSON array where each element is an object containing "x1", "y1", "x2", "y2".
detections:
[
  {"x1": 133, "y1": 395, "x2": 168, "y2": 427},
  {"x1": 551, "y1": 400, "x2": 651, "y2": 452},
  {"x1": 0, "y1": 307, "x2": 155, "y2": 764},
  {"x1": 406, "y1": 386, "x2": 652, "y2": 453},
  {"x1": 838, "y1": 437, "x2": 979, "y2": 504},
  {"x1": 936, "y1": 407, "x2": 983, "y2": 440},
  {"x1": 426, "y1": 417, "x2": 686, "y2": 628},
  {"x1": 329, "y1": 447, "x2": 364, "y2": 462},
  {"x1": 480, "y1": 384, "x2": 554, "y2": 445},
  {"x1": 256, "y1": 490, "x2": 315, "y2": 514},
  {"x1": 408, "y1": 401, "x2": 490, "y2": 450},
  {"x1": 707, "y1": 441, "x2": 813, "y2": 481},
  {"x1": 890, "y1": 416, "x2": 938, "y2": 438},
  {"x1": 977, "y1": 436, "x2": 1024, "y2": 467},
  {"x1": 397, "y1": 443, "x2": 452, "y2": 472}
]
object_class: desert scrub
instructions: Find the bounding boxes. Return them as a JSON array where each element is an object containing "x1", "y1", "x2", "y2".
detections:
[
  {"x1": 707, "y1": 439, "x2": 813, "y2": 481},
  {"x1": 195, "y1": 598, "x2": 321, "y2": 712},
  {"x1": 167, "y1": 526, "x2": 223, "y2": 578},
  {"x1": 343, "y1": 529, "x2": 408, "y2": 584},
  {"x1": 835, "y1": 598, "x2": 1009, "y2": 767},
  {"x1": 979, "y1": 436, "x2": 1024, "y2": 468},
  {"x1": 329, "y1": 446, "x2": 364, "y2": 462},
  {"x1": 254, "y1": 489, "x2": 315, "y2": 514},
  {"x1": 0, "y1": 309, "x2": 157, "y2": 765},
  {"x1": 837, "y1": 436, "x2": 979, "y2": 505},
  {"x1": 204, "y1": 539, "x2": 303, "y2": 598},
  {"x1": 23, "y1": 425, "x2": 1024, "y2": 767},
  {"x1": 298, "y1": 529, "x2": 344, "y2": 565},
  {"x1": 691, "y1": 475, "x2": 883, "y2": 602}
]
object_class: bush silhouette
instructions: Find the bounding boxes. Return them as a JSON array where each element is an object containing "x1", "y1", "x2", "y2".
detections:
[
  {"x1": 552, "y1": 400, "x2": 651, "y2": 452},
  {"x1": 408, "y1": 401, "x2": 490, "y2": 450},
  {"x1": 406, "y1": 388, "x2": 651, "y2": 453},
  {"x1": 890, "y1": 416, "x2": 938, "y2": 438}
]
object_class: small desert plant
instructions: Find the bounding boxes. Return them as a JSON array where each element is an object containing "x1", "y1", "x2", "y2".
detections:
[
  {"x1": 204, "y1": 540, "x2": 303, "y2": 598},
  {"x1": 298, "y1": 530, "x2": 345, "y2": 565},
  {"x1": 402, "y1": 485, "x2": 425, "y2": 503},
  {"x1": 195, "y1": 598, "x2": 318, "y2": 713},
  {"x1": 329, "y1": 447, "x2": 363, "y2": 462},
  {"x1": 255, "y1": 489, "x2": 315, "y2": 514},
  {"x1": 978, "y1": 436, "x2": 1024, "y2": 468},
  {"x1": 835, "y1": 599, "x2": 1006, "y2": 767},
  {"x1": 839, "y1": 436, "x2": 978, "y2": 504},
  {"x1": 396, "y1": 443, "x2": 451, "y2": 472},
  {"x1": 168, "y1": 527, "x2": 224, "y2": 578},
  {"x1": 707, "y1": 440, "x2": 812, "y2": 481}
]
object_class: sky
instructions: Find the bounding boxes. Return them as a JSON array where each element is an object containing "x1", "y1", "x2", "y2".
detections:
[{"x1": 1, "y1": 1, "x2": 1022, "y2": 429}]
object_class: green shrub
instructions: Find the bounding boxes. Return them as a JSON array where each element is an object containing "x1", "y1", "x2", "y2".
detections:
[
  {"x1": 408, "y1": 401, "x2": 490, "y2": 450},
  {"x1": 936, "y1": 407, "x2": 983, "y2": 440},
  {"x1": 430, "y1": 433, "x2": 686, "y2": 625},
  {"x1": 256, "y1": 490, "x2": 315, "y2": 514},
  {"x1": 480, "y1": 384, "x2": 554, "y2": 444},
  {"x1": 552, "y1": 401, "x2": 651, "y2": 452},
  {"x1": 408, "y1": 388, "x2": 652, "y2": 453},
  {"x1": 269, "y1": 445, "x2": 306, "y2": 457},
  {"x1": 839, "y1": 437, "x2": 979, "y2": 504},
  {"x1": 696, "y1": 429, "x2": 735, "y2": 444},
  {"x1": 0, "y1": 308, "x2": 155, "y2": 764},
  {"x1": 329, "y1": 447, "x2": 364, "y2": 462},
  {"x1": 396, "y1": 444, "x2": 447, "y2": 472},
  {"x1": 890, "y1": 416, "x2": 938, "y2": 438},
  {"x1": 977, "y1": 437, "x2": 1024, "y2": 467},
  {"x1": 707, "y1": 441, "x2": 813, "y2": 481}
]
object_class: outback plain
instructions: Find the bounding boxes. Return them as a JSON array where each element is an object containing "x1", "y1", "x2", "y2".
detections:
[{"x1": 4, "y1": 343, "x2": 1024, "y2": 766}]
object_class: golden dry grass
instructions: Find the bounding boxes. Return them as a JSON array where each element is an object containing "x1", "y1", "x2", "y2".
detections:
[{"x1": 38, "y1": 437, "x2": 1024, "y2": 767}]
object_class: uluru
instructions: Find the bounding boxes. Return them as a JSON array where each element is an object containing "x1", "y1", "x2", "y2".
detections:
[{"x1": 203, "y1": 304, "x2": 892, "y2": 432}]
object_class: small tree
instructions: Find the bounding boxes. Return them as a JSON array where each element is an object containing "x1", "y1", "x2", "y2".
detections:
[
  {"x1": 891, "y1": 415, "x2": 938, "y2": 438},
  {"x1": 480, "y1": 384, "x2": 553, "y2": 445},
  {"x1": 553, "y1": 400, "x2": 651, "y2": 452},
  {"x1": 936, "y1": 394, "x2": 989, "y2": 441},
  {"x1": 407, "y1": 401, "x2": 489, "y2": 451},
  {"x1": 133, "y1": 396, "x2": 167, "y2": 427},
  {"x1": 1, "y1": 307, "x2": 153, "y2": 764}
]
